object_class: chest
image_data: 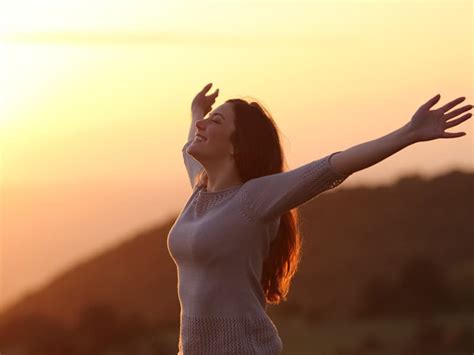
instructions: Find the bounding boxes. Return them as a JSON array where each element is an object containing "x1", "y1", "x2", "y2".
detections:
[{"x1": 167, "y1": 193, "x2": 258, "y2": 265}]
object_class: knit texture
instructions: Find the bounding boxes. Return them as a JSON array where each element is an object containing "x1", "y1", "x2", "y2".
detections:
[{"x1": 167, "y1": 139, "x2": 352, "y2": 355}]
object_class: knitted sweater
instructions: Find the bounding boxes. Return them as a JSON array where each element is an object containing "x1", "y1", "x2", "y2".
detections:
[{"x1": 167, "y1": 139, "x2": 351, "y2": 355}]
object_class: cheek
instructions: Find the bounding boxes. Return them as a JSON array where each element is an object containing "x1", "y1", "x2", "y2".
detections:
[
  {"x1": 207, "y1": 137, "x2": 225, "y2": 148},
  {"x1": 207, "y1": 130, "x2": 228, "y2": 145}
]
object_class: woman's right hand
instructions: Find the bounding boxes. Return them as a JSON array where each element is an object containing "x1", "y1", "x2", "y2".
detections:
[{"x1": 191, "y1": 83, "x2": 219, "y2": 118}]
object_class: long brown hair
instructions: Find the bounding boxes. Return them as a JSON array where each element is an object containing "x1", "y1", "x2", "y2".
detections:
[{"x1": 195, "y1": 98, "x2": 303, "y2": 305}]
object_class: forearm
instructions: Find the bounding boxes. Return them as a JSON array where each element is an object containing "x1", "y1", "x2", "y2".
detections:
[{"x1": 330, "y1": 122, "x2": 417, "y2": 175}]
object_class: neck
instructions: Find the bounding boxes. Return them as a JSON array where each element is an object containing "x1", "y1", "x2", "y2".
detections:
[
  {"x1": 205, "y1": 178, "x2": 243, "y2": 193},
  {"x1": 204, "y1": 166, "x2": 243, "y2": 193}
]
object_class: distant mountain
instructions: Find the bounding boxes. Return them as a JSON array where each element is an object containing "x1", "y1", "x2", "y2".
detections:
[
  {"x1": 0, "y1": 219, "x2": 180, "y2": 329},
  {"x1": 0, "y1": 169, "x2": 472, "y2": 332}
]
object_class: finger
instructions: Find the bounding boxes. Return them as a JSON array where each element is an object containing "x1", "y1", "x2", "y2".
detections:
[
  {"x1": 201, "y1": 82, "x2": 213, "y2": 94},
  {"x1": 441, "y1": 131, "x2": 466, "y2": 138},
  {"x1": 208, "y1": 89, "x2": 219, "y2": 100},
  {"x1": 439, "y1": 96, "x2": 466, "y2": 113},
  {"x1": 420, "y1": 94, "x2": 441, "y2": 111},
  {"x1": 444, "y1": 104, "x2": 473, "y2": 120},
  {"x1": 445, "y1": 112, "x2": 472, "y2": 128}
]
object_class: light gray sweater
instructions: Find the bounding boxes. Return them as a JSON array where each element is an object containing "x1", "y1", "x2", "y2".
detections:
[{"x1": 167, "y1": 139, "x2": 351, "y2": 355}]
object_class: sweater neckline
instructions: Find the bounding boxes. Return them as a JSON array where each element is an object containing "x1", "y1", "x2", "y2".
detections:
[
  {"x1": 194, "y1": 184, "x2": 242, "y2": 214},
  {"x1": 198, "y1": 184, "x2": 242, "y2": 195}
]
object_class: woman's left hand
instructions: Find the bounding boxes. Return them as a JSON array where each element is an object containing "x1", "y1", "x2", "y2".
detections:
[{"x1": 408, "y1": 94, "x2": 472, "y2": 142}]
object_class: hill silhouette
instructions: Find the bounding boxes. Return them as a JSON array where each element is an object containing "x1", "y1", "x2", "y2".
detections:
[{"x1": 0, "y1": 169, "x2": 473, "y2": 354}]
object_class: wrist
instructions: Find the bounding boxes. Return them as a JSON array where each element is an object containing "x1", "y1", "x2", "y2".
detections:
[
  {"x1": 191, "y1": 109, "x2": 205, "y2": 120},
  {"x1": 399, "y1": 122, "x2": 418, "y2": 146}
]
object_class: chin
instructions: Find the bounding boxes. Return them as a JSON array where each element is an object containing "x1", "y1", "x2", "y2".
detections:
[
  {"x1": 187, "y1": 142, "x2": 202, "y2": 156},
  {"x1": 190, "y1": 140, "x2": 207, "y2": 149}
]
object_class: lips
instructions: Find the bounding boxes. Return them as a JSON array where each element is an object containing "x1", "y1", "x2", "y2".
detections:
[{"x1": 194, "y1": 133, "x2": 207, "y2": 142}]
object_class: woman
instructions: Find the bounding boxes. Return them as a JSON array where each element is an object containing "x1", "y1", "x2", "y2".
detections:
[{"x1": 167, "y1": 83, "x2": 472, "y2": 354}]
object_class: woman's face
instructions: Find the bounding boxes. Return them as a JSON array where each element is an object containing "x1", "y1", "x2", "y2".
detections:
[{"x1": 188, "y1": 102, "x2": 236, "y2": 162}]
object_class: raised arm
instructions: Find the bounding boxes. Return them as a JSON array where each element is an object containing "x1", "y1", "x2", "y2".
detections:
[
  {"x1": 240, "y1": 151, "x2": 352, "y2": 222},
  {"x1": 183, "y1": 83, "x2": 220, "y2": 188},
  {"x1": 329, "y1": 94, "x2": 473, "y2": 176},
  {"x1": 182, "y1": 138, "x2": 203, "y2": 188}
]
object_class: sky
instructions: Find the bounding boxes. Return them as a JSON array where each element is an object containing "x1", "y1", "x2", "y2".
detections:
[{"x1": 0, "y1": 0, "x2": 472, "y2": 311}]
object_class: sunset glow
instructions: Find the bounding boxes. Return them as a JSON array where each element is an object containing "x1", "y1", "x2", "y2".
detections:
[{"x1": 0, "y1": 0, "x2": 472, "y2": 315}]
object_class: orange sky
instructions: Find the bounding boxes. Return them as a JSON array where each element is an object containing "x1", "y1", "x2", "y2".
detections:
[{"x1": 0, "y1": 0, "x2": 472, "y2": 311}]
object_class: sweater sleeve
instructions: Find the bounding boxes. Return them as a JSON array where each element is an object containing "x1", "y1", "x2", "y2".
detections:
[
  {"x1": 240, "y1": 151, "x2": 351, "y2": 222},
  {"x1": 182, "y1": 140, "x2": 203, "y2": 189}
]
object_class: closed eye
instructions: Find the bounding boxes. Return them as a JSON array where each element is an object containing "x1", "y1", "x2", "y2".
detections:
[
  {"x1": 206, "y1": 113, "x2": 222, "y2": 124},
  {"x1": 208, "y1": 114, "x2": 221, "y2": 123}
]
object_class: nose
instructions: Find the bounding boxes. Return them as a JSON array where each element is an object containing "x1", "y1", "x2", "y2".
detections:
[{"x1": 195, "y1": 118, "x2": 207, "y2": 130}]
